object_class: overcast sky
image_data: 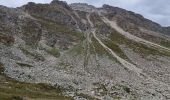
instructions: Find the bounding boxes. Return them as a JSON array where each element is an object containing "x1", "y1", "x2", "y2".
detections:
[{"x1": 0, "y1": 0, "x2": 169, "y2": 26}]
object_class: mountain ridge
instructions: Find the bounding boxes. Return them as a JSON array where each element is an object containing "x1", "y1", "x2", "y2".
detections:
[{"x1": 0, "y1": 0, "x2": 170, "y2": 100}]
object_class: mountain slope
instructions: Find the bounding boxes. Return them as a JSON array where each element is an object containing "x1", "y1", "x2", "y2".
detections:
[{"x1": 0, "y1": 0, "x2": 170, "y2": 100}]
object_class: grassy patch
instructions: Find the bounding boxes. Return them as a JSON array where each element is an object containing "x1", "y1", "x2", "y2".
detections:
[
  {"x1": 160, "y1": 40, "x2": 170, "y2": 48},
  {"x1": 19, "y1": 45, "x2": 45, "y2": 61},
  {"x1": 58, "y1": 61, "x2": 73, "y2": 70},
  {"x1": 38, "y1": 43, "x2": 60, "y2": 58},
  {"x1": 67, "y1": 41, "x2": 85, "y2": 56},
  {"x1": 59, "y1": 62, "x2": 70, "y2": 67},
  {"x1": 91, "y1": 37, "x2": 110, "y2": 57},
  {"x1": 121, "y1": 85, "x2": 131, "y2": 93},
  {"x1": 104, "y1": 40, "x2": 129, "y2": 60},
  {"x1": 32, "y1": 14, "x2": 85, "y2": 40},
  {"x1": 91, "y1": 37, "x2": 121, "y2": 64},
  {"x1": 111, "y1": 84, "x2": 131, "y2": 94},
  {"x1": 0, "y1": 75, "x2": 73, "y2": 100},
  {"x1": 46, "y1": 48, "x2": 60, "y2": 58},
  {"x1": 95, "y1": 19, "x2": 170, "y2": 57},
  {"x1": 93, "y1": 83, "x2": 108, "y2": 96},
  {"x1": 109, "y1": 31, "x2": 170, "y2": 57}
]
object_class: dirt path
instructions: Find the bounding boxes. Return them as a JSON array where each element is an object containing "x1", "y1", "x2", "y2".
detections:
[
  {"x1": 101, "y1": 17, "x2": 170, "y2": 52},
  {"x1": 87, "y1": 14, "x2": 143, "y2": 76},
  {"x1": 85, "y1": 13, "x2": 170, "y2": 99}
]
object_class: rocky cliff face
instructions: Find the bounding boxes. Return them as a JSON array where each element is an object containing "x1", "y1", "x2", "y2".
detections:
[
  {"x1": 102, "y1": 4, "x2": 163, "y2": 32},
  {"x1": 163, "y1": 26, "x2": 170, "y2": 35},
  {"x1": 0, "y1": 0, "x2": 170, "y2": 100}
]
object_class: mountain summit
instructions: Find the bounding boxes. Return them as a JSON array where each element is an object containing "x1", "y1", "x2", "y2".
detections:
[{"x1": 0, "y1": 0, "x2": 170, "y2": 99}]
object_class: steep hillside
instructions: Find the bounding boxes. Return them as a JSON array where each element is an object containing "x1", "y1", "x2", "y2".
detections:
[{"x1": 0, "y1": 0, "x2": 170, "y2": 100}]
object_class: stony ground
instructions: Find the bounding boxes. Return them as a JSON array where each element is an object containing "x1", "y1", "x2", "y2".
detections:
[{"x1": 0, "y1": 0, "x2": 170, "y2": 100}]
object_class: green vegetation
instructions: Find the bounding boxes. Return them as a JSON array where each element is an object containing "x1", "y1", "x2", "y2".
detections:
[
  {"x1": 0, "y1": 75, "x2": 73, "y2": 100},
  {"x1": 93, "y1": 83, "x2": 108, "y2": 91},
  {"x1": 135, "y1": 33, "x2": 170, "y2": 49},
  {"x1": 58, "y1": 61, "x2": 73, "y2": 70},
  {"x1": 19, "y1": 45, "x2": 45, "y2": 61},
  {"x1": 129, "y1": 40, "x2": 170, "y2": 57},
  {"x1": 32, "y1": 14, "x2": 85, "y2": 40},
  {"x1": 91, "y1": 37, "x2": 111, "y2": 57},
  {"x1": 109, "y1": 31, "x2": 170, "y2": 57},
  {"x1": 104, "y1": 40, "x2": 129, "y2": 60},
  {"x1": 16, "y1": 62, "x2": 33, "y2": 68},
  {"x1": 93, "y1": 83, "x2": 108, "y2": 96},
  {"x1": 121, "y1": 85, "x2": 131, "y2": 93},
  {"x1": 46, "y1": 48, "x2": 60, "y2": 58},
  {"x1": 95, "y1": 19, "x2": 170, "y2": 58},
  {"x1": 89, "y1": 36, "x2": 121, "y2": 64},
  {"x1": 38, "y1": 42, "x2": 61, "y2": 58},
  {"x1": 111, "y1": 84, "x2": 131, "y2": 94},
  {"x1": 59, "y1": 62, "x2": 69, "y2": 67},
  {"x1": 160, "y1": 40, "x2": 170, "y2": 48},
  {"x1": 112, "y1": 97, "x2": 121, "y2": 100},
  {"x1": 69, "y1": 43, "x2": 85, "y2": 55}
]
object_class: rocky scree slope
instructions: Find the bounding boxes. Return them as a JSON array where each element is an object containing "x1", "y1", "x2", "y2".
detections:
[{"x1": 1, "y1": 0, "x2": 170, "y2": 100}]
